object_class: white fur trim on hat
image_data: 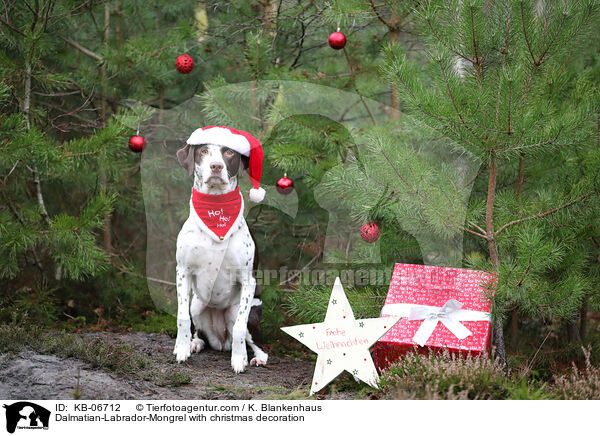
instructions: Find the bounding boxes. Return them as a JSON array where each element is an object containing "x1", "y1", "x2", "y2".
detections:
[
  {"x1": 249, "y1": 187, "x2": 265, "y2": 203},
  {"x1": 186, "y1": 127, "x2": 251, "y2": 156}
]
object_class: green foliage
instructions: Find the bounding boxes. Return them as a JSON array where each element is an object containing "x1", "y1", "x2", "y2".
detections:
[
  {"x1": 379, "y1": 350, "x2": 555, "y2": 400},
  {"x1": 285, "y1": 283, "x2": 386, "y2": 324},
  {"x1": 12, "y1": 286, "x2": 59, "y2": 324},
  {"x1": 311, "y1": 0, "x2": 600, "y2": 352},
  {"x1": 129, "y1": 312, "x2": 178, "y2": 338},
  {"x1": 259, "y1": 285, "x2": 286, "y2": 342}
]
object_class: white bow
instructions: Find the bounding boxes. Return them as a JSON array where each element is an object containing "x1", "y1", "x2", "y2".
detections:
[{"x1": 380, "y1": 299, "x2": 491, "y2": 347}]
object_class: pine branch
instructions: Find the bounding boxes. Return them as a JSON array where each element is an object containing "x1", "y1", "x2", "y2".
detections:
[
  {"x1": 500, "y1": 124, "x2": 564, "y2": 152},
  {"x1": 495, "y1": 192, "x2": 592, "y2": 236},
  {"x1": 0, "y1": 17, "x2": 26, "y2": 36},
  {"x1": 62, "y1": 37, "x2": 103, "y2": 62},
  {"x1": 515, "y1": 243, "x2": 533, "y2": 287},
  {"x1": 32, "y1": 167, "x2": 51, "y2": 226},
  {"x1": 369, "y1": 0, "x2": 394, "y2": 29},
  {"x1": 47, "y1": 0, "x2": 93, "y2": 23},
  {"x1": 436, "y1": 57, "x2": 466, "y2": 125},
  {"x1": 540, "y1": 6, "x2": 593, "y2": 64},
  {"x1": 377, "y1": 146, "x2": 419, "y2": 197},
  {"x1": 458, "y1": 225, "x2": 487, "y2": 239},
  {"x1": 279, "y1": 249, "x2": 322, "y2": 286},
  {"x1": 468, "y1": 4, "x2": 483, "y2": 86},
  {"x1": 1, "y1": 192, "x2": 44, "y2": 273},
  {"x1": 425, "y1": 15, "x2": 474, "y2": 64},
  {"x1": 342, "y1": 47, "x2": 377, "y2": 125},
  {"x1": 467, "y1": 220, "x2": 487, "y2": 236},
  {"x1": 520, "y1": 1, "x2": 537, "y2": 64},
  {"x1": 494, "y1": 0, "x2": 511, "y2": 131}
]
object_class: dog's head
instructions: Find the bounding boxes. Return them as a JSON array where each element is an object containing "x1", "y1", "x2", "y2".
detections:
[{"x1": 177, "y1": 143, "x2": 249, "y2": 193}]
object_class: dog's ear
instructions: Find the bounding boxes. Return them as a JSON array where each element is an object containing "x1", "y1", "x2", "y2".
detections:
[
  {"x1": 177, "y1": 144, "x2": 196, "y2": 177},
  {"x1": 240, "y1": 155, "x2": 250, "y2": 171}
]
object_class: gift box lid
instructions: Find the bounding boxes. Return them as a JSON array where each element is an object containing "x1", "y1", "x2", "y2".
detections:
[{"x1": 383, "y1": 263, "x2": 495, "y2": 312}]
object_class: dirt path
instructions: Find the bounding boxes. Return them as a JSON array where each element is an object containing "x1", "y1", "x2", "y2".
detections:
[{"x1": 0, "y1": 332, "x2": 358, "y2": 400}]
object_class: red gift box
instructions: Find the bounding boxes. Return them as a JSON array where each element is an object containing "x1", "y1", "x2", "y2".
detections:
[{"x1": 374, "y1": 263, "x2": 495, "y2": 371}]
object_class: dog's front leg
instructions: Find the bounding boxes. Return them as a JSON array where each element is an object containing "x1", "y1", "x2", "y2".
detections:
[
  {"x1": 230, "y1": 275, "x2": 255, "y2": 373},
  {"x1": 173, "y1": 266, "x2": 192, "y2": 362}
]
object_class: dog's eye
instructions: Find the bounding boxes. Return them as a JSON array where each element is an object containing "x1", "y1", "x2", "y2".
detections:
[
  {"x1": 200, "y1": 147, "x2": 209, "y2": 155},
  {"x1": 223, "y1": 149, "x2": 234, "y2": 157}
]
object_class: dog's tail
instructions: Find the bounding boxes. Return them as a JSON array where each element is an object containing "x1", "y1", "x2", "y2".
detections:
[
  {"x1": 248, "y1": 226, "x2": 263, "y2": 343},
  {"x1": 247, "y1": 296, "x2": 263, "y2": 343}
]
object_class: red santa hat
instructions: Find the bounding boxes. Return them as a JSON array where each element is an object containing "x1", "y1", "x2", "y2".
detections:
[{"x1": 186, "y1": 125, "x2": 265, "y2": 203}]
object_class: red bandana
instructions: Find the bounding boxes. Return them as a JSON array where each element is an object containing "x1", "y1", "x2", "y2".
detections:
[{"x1": 191, "y1": 187, "x2": 242, "y2": 239}]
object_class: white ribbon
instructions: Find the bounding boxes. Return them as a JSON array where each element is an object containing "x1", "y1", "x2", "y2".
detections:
[{"x1": 380, "y1": 299, "x2": 491, "y2": 347}]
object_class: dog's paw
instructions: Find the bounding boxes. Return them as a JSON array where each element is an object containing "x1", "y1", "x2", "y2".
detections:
[
  {"x1": 231, "y1": 353, "x2": 248, "y2": 374},
  {"x1": 223, "y1": 337, "x2": 232, "y2": 352},
  {"x1": 206, "y1": 336, "x2": 223, "y2": 351},
  {"x1": 173, "y1": 342, "x2": 192, "y2": 363},
  {"x1": 191, "y1": 337, "x2": 205, "y2": 353},
  {"x1": 250, "y1": 349, "x2": 268, "y2": 367}
]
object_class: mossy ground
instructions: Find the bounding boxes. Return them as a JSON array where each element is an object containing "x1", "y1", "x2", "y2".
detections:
[{"x1": 2, "y1": 282, "x2": 600, "y2": 400}]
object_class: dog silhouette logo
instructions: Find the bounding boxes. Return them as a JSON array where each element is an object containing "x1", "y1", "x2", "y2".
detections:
[{"x1": 3, "y1": 402, "x2": 50, "y2": 433}]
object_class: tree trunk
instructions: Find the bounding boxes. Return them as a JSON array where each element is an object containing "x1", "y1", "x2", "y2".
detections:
[
  {"x1": 486, "y1": 156, "x2": 507, "y2": 365},
  {"x1": 114, "y1": 0, "x2": 122, "y2": 43},
  {"x1": 510, "y1": 155, "x2": 525, "y2": 348},
  {"x1": 25, "y1": 63, "x2": 49, "y2": 222},
  {"x1": 101, "y1": 2, "x2": 113, "y2": 253},
  {"x1": 389, "y1": 28, "x2": 400, "y2": 121},
  {"x1": 579, "y1": 297, "x2": 588, "y2": 339},
  {"x1": 509, "y1": 310, "x2": 519, "y2": 349},
  {"x1": 566, "y1": 319, "x2": 581, "y2": 343},
  {"x1": 261, "y1": 0, "x2": 277, "y2": 36}
]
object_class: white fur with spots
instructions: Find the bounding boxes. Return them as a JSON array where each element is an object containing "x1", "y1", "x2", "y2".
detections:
[{"x1": 173, "y1": 144, "x2": 268, "y2": 373}]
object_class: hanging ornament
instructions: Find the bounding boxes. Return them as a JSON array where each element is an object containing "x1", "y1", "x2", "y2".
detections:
[
  {"x1": 128, "y1": 135, "x2": 146, "y2": 153},
  {"x1": 360, "y1": 222, "x2": 380, "y2": 243},
  {"x1": 328, "y1": 29, "x2": 347, "y2": 50},
  {"x1": 175, "y1": 54, "x2": 194, "y2": 74},
  {"x1": 276, "y1": 173, "x2": 294, "y2": 195}
]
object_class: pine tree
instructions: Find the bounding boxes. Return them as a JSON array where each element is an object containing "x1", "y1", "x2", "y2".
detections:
[
  {"x1": 314, "y1": 0, "x2": 600, "y2": 364},
  {"x1": 0, "y1": 0, "x2": 193, "y2": 323}
]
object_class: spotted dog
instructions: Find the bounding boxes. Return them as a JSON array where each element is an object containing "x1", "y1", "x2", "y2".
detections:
[{"x1": 173, "y1": 129, "x2": 267, "y2": 373}]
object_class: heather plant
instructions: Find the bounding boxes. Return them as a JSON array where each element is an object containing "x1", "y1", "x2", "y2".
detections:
[
  {"x1": 379, "y1": 350, "x2": 561, "y2": 399},
  {"x1": 380, "y1": 350, "x2": 513, "y2": 399},
  {"x1": 552, "y1": 347, "x2": 600, "y2": 400}
]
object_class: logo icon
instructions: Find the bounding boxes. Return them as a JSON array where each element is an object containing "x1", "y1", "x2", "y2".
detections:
[{"x1": 3, "y1": 402, "x2": 50, "y2": 434}]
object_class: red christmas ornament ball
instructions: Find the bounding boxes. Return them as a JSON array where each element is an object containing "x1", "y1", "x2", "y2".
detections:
[
  {"x1": 328, "y1": 31, "x2": 347, "y2": 50},
  {"x1": 360, "y1": 222, "x2": 380, "y2": 243},
  {"x1": 128, "y1": 135, "x2": 146, "y2": 153},
  {"x1": 276, "y1": 174, "x2": 294, "y2": 195},
  {"x1": 175, "y1": 54, "x2": 194, "y2": 74}
]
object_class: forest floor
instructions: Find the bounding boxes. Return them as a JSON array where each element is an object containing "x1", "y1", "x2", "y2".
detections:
[
  {"x1": 0, "y1": 331, "x2": 362, "y2": 400},
  {"x1": 3, "y1": 324, "x2": 598, "y2": 400}
]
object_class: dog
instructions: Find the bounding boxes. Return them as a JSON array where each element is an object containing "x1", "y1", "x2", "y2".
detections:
[{"x1": 173, "y1": 126, "x2": 268, "y2": 373}]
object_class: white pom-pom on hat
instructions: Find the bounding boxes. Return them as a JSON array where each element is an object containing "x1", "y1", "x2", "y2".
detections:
[
  {"x1": 249, "y1": 187, "x2": 266, "y2": 203},
  {"x1": 186, "y1": 126, "x2": 265, "y2": 202}
]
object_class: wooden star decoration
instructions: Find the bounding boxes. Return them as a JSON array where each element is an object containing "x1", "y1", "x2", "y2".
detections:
[{"x1": 281, "y1": 277, "x2": 400, "y2": 395}]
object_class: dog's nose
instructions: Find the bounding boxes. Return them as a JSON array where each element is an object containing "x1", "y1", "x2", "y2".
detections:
[{"x1": 210, "y1": 162, "x2": 224, "y2": 173}]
